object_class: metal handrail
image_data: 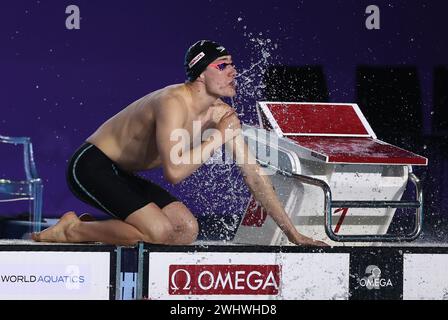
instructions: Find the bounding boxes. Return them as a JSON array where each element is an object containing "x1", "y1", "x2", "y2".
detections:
[
  {"x1": 324, "y1": 172, "x2": 423, "y2": 242},
  {"x1": 331, "y1": 200, "x2": 420, "y2": 208},
  {"x1": 258, "y1": 161, "x2": 423, "y2": 242}
]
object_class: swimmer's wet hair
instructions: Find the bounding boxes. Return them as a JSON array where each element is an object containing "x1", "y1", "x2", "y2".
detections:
[{"x1": 184, "y1": 40, "x2": 229, "y2": 81}]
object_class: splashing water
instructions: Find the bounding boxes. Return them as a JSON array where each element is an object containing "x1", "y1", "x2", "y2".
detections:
[{"x1": 231, "y1": 33, "x2": 282, "y2": 122}]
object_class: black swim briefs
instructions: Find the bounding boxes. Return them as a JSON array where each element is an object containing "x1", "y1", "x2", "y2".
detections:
[{"x1": 66, "y1": 142, "x2": 178, "y2": 220}]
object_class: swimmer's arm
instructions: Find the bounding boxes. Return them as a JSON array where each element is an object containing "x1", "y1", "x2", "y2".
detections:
[
  {"x1": 211, "y1": 103, "x2": 304, "y2": 243},
  {"x1": 228, "y1": 134, "x2": 310, "y2": 245},
  {"x1": 156, "y1": 99, "x2": 224, "y2": 184}
]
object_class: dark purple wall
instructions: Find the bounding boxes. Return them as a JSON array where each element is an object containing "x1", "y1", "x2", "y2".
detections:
[{"x1": 1, "y1": 1, "x2": 447, "y2": 239}]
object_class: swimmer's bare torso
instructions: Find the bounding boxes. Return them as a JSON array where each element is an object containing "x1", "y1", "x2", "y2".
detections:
[{"x1": 87, "y1": 83, "x2": 230, "y2": 173}]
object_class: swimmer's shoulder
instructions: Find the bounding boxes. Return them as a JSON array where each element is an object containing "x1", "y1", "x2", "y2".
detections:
[
  {"x1": 212, "y1": 98, "x2": 233, "y2": 110},
  {"x1": 152, "y1": 84, "x2": 189, "y2": 120},
  {"x1": 152, "y1": 84, "x2": 188, "y2": 104}
]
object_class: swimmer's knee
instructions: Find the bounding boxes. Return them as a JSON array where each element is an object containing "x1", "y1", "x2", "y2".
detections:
[
  {"x1": 163, "y1": 201, "x2": 190, "y2": 212},
  {"x1": 182, "y1": 217, "x2": 199, "y2": 242},
  {"x1": 141, "y1": 220, "x2": 174, "y2": 244},
  {"x1": 165, "y1": 204, "x2": 199, "y2": 242}
]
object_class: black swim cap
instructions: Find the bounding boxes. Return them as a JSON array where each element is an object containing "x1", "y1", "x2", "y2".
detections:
[{"x1": 184, "y1": 40, "x2": 229, "y2": 81}]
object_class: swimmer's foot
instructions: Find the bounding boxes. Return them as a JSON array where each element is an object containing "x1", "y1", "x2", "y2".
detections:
[{"x1": 32, "y1": 211, "x2": 80, "y2": 243}]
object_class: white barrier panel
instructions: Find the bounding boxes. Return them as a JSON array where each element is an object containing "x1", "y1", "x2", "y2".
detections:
[
  {"x1": 0, "y1": 251, "x2": 112, "y2": 300},
  {"x1": 276, "y1": 253, "x2": 349, "y2": 299},
  {"x1": 147, "y1": 252, "x2": 349, "y2": 300},
  {"x1": 403, "y1": 254, "x2": 448, "y2": 300}
]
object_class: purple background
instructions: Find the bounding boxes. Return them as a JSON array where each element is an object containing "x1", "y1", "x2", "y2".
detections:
[{"x1": 1, "y1": 1, "x2": 447, "y2": 239}]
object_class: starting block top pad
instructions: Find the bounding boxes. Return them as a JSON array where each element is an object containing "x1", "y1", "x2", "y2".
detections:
[
  {"x1": 257, "y1": 102, "x2": 428, "y2": 166},
  {"x1": 289, "y1": 136, "x2": 428, "y2": 165}
]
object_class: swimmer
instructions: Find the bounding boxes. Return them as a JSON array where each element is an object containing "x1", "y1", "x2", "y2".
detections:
[{"x1": 32, "y1": 40, "x2": 327, "y2": 246}]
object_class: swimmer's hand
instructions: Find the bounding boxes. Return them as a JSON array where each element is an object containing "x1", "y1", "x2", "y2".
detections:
[{"x1": 288, "y1": 234, "x2": 329, "y2": 247}]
